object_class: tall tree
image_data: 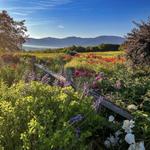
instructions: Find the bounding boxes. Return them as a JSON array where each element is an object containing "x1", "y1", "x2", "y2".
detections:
[
  {"x1": 0, "y1": 10, "x2": 27, "y2": 51},
  {"x1": 124, "y1": 18, "x2": 150, "y2": 66}
]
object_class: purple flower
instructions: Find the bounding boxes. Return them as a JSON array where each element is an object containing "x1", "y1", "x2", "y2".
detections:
[
  {"x1": 56, "y1": 81, "x2": 64, "y2": 87},
  {"x1": 92, "y1": 96, "x2": 104, "y2": 111},
  {"x1": 95, "y1": 72, "x2": 105, "y2": 81},
  {"x1": 63, "y1": 81, "x2": 72, "y2": 87},
  {"x1": 83, "y1": 83, "x2": 89, "y2": 96},
  {"x1": 69, "y1": 114, "x2": 84, "y2": 124},
  {"x1": 27, "y1": 71, "x2": 36, "y2": 81},
  {"x1": 99, "y1": 72, "x2": 105, "y2": 77},
  {"x1": 75, "y1": 128, "x2": 81, "y2": 138},
  {"x1": 114, "y1": 80, "x2": 122, "y2": 90}
]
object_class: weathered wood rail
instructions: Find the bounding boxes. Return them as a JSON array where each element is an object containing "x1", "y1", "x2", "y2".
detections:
[{"x1": 34, "y1": 63, "x2": 133, "y2": 120}]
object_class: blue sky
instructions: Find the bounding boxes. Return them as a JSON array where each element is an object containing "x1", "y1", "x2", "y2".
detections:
[{"x1": 0, "y1": 0, "x2": 150, "y2": 38}]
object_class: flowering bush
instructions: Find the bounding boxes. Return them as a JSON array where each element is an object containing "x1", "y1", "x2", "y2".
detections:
[{"x1": 0, "y1": 81, "x2": 120, "y2": 150}]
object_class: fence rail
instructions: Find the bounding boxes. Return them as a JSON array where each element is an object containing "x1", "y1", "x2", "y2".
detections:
[{"x1": 34, "y1": 63, "x2": 133, "y2": 120}]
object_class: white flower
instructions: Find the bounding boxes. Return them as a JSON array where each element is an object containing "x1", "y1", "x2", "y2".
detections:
[
  {"x1": 136, "y1": 141, "x2": 145, "y2": 150},
  {"x1": 127, "y1": 104, "x2": 138, "y2": 111},
  {"x1": 108, "y1": 115, "x2": 115, "y2": 122},
  {"x1": 107, "y1": 135, "x2": 118, "y2": 146},
  {"x1": 128, "y1": 141, "x2": 145, "y2": 150},
  {"x1": 115, "y1": 130, "x2": 122, "y2": 137},
  {"x1": 104, "y1": 134, "x2": 119, "y2": 148},
  {"x1": 125, "y1": 133, "x2": 135, "y2": 144},
  {"x1": 104, "y1": 140, "x2": 111, "y2": 148},
  {"x1": 128, "y1": 143, "x2": 136, "y2": 150},
  {"x1": 122, "y1": 120, "x2": 135, "y2": 133},
  {"x1": 108, "y1": 135, "x2": 116, "y2": 145},
  {"x1": 130, "y1": 120, "x2": 135, "y2": 128}
]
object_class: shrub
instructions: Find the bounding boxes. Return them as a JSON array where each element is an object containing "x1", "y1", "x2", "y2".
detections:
[
  {"x1": 0, "y1": 81, "x2": 116, "y2": 150},
  {"x1": 124, "y1": 18, "x2": 150, "y2": 66}
]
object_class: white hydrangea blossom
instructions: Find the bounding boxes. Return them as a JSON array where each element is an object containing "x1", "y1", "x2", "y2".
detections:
[
  {"x1": 125, "y1": 133, "x2": 135, "y2": 144},
  {"x1": 104, "y1": 117, "x2": 145, "y2": 150},
  {"x1": 104, "y1": 134, "x2": 119, "y2": 147},
  {"x1": 108, "y1": 135, "x2": 118, "y2": 146},
  {"x1": 128, "y1": 144, "x2": 136, "y2": 150},
  {"x1": 104, "y1": 140, "x2": 111, "y2": 148},
  {"x1": 128, "y1": 141, "x2": 145, "y2": 150},
  {"x1": 122, "y1": 120, "x2": 135, "y2": 133},
  {"x1": 136, "y1": 141, "x2": 145, "y2": 150},
  {"x1": 122, "y1": 120, "x2": 145, "y2": 150},
  {"x1": 108, "y1": 115, "x2": 115, "y2": 122},
  {"x1": 115, "y1": 130, "x2": 122, "y2": 137}
]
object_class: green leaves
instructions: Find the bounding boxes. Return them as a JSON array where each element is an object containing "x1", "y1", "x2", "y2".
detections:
[{"x1": 0, "y1": 81, "x2": 110, "y2": 149}]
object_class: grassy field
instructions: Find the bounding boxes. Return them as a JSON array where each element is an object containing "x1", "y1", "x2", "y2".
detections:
[
  {"x1": 0, "y1": 50, "x2": 124, "y2": 57},
  {"x1": 16, "y1": 51, "x2": 124, "y2": 58}
]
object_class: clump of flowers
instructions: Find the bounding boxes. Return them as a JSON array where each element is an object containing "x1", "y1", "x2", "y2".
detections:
[
  {"x1": 104, "y1": 134, "x2": 119, "y2": 148},
  {"x1": 92, "y1": 96, "x2": 104, "y2": 111},
  {"x1": 104, "y1": 117, "x2": 145, "y2": 150},
  {"x1": 83, "y1": 82, "x2": 90, "y2": 96},
  {"x1": 122, "y1": 120, "x2": 135, "y2": 133},
  {"x1": 91, "y1": 72, "x2": 105, "y2": 89},
  {"x1": 69, "y1": 114, "x2": 84, "y2": 124},
  {"x1": 108, "y1": 115, "x2": 115, "y2": 123},
  {"x1": 95, "y1": 72, "x2": 105, "y2": 81},
  {"x1": 74, "y1": 69, "x2": 95, "y2": 78},
  {"x1": 104, "y1": 115, "x2": 122, "y2": 148},
  {"x1": 127, "y1": 104, "x2": 138, "y2": 111},
  {"x1": 114, "y1": 80, "x2": 122, "y2": 90},
  {"x1": 122, "y1": 120, "x2": 145, "y2": 150},
  {"x1": 75, "y1": 127, "x2": 81, "y2": 138}
]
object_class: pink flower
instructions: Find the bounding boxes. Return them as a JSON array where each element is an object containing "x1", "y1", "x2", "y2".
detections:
[{"x1": 114, "y1": 80, "x2": 122, "y2": 90}]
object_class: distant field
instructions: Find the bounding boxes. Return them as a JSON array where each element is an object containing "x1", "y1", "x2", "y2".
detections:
[
  {"x1": 11, "y1": 51, "x2": 124, "y2": 59},
  {"x1": 83, "y1": 51, "x2": 124, "y2": 57},
  {"x1": 0, "y1": 51, "x2": 125, "y2": 73}
]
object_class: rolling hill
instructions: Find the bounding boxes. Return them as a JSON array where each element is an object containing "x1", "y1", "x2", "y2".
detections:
[{"x1": 24, "y1": 36, "x2": 125, "y2": 49}]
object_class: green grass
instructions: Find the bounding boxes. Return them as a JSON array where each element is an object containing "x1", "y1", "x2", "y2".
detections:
[
  {"x1": 0, "y1": 51, "x2": 124, "y2": 59},
  {"x1": 82, "y1": 51, "x2": 124, "y2": 57}
]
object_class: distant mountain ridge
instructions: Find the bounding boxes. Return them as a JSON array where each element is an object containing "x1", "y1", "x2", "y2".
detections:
[{"x1": 25, "y1": 36, "x2": 125, "y2": 48}]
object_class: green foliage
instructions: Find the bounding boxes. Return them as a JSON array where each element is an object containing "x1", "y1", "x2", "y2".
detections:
[
  {"x1": 103, "y1": 64, "x2": 150, "y2": 108},
  {"x1": 0, "y1": 64, "x2": 27, "y2": 86},
  {"x1": 0, "y1": 81, "x2": 115, "y2": 150}
]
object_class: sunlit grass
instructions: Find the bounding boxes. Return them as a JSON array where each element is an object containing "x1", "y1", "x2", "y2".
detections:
[
  {"x1": 15, "y1": 51, "x2": 124, "y2": 58},
  {"x1": 0, "y1": 50, "x2": 124, "y2": 58},
  {"x1": 83, "y1": 51, "x2": 124, "y2": 57}
]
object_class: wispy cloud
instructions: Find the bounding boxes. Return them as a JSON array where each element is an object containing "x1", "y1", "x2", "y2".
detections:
[
  {"x1": 58, "y1": 25, "x2": 64, "y2": 29},
  {"x1": 27, "y1": 21, "x2": 55, "y2": 27},
  {"x1": 11, "y1": 12, "x2": 29, "y2": 16},
  {"x1": 0, "y1": 0, "x2": 72, "y2": 13}
]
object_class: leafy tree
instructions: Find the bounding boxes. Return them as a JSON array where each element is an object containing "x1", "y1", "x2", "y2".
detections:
[
  {"x1": 0, "y1": 10, "x2": 27, "y2": 51},
  {"x1": 124, "y1": 18, "x2": 150, "y2": 66}
]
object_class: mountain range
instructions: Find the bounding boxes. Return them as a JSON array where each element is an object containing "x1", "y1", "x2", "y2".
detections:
[{"x1": 24, "y1": 36, "x2": 125, "y2": 49}]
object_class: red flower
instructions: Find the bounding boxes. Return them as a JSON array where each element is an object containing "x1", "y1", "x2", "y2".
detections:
[{"x1": 11, "y1": 64, "x2": 17, "y2": 69}]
